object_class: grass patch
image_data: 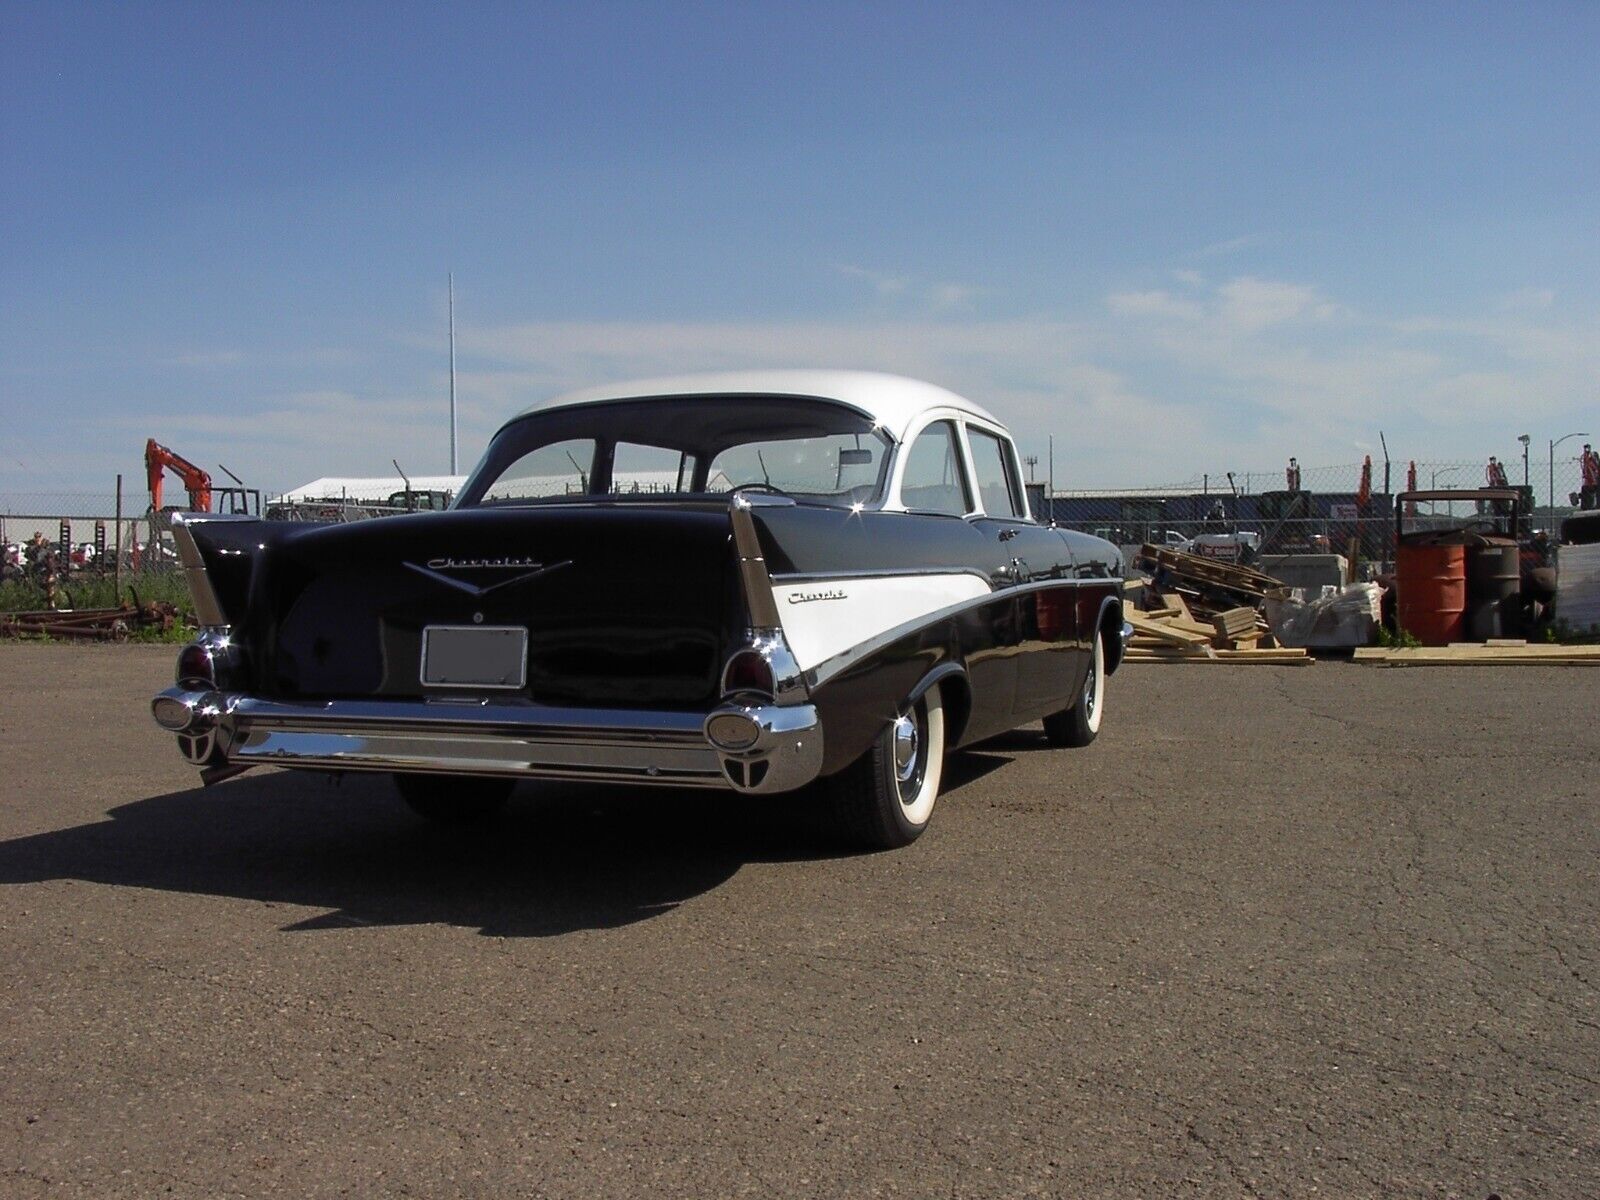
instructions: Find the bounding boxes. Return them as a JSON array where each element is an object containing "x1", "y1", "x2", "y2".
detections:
[{"x1": 0, "y1": 571, "x2": 194, "y2": 617}]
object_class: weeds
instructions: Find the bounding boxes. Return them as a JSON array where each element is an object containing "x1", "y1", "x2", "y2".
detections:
[{"x1": 0, "y1": 571, "x2": 194, "y2": 617}]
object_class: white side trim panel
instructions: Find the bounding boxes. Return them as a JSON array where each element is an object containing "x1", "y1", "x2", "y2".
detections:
[{"x1": 773, "y1": 574, "x2": 993, "y2": 671}]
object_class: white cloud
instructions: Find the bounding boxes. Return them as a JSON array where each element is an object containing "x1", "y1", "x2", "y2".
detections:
[
  {"x1": 834, "y1": 263, "x2": 907, "y2": 297},
  {"x1": 35, "y1": 273, "x2": 1593, "y2": 496},
  {"x1": 1216, "y1": 276, "x2": 1325, "y2": 331},
  {"x1": 1497, "y1": 287, "x2": 1555, "y2": 312},
  {"x1": 835, "y1": 264, "x2": 984, "y2": 312},
  {"x1": 1194, "y1": 233, "x2": 1274, "y2": 258},
  {"x1": 1107, "y1": 290, "x2": 1203, "y2": 321}
]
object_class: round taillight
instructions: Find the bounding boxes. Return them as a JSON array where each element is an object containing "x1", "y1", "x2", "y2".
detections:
[
  {"x1": 176, "y1": 643, "x2": 214, "y2": 688},
  {"x1": 722, "y1": 649, "x2": 774, "y2": 697}
]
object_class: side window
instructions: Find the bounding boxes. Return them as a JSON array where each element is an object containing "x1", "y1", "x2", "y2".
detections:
[
  {"x1": 968, "y1": 427, "x2": 1023, "y2": 518},
  {"x1": 481, "y1": 438, "x2": 596, "y2": 501},
  {"x1": 610, "y1": 442, "x2": 693, "y2": 495},
  {"x1": 900, "y1": 421, "x2": 971, "y2": 515}
]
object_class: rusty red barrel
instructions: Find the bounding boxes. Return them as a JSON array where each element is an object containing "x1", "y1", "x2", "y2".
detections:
[{"x1": 1396, "y1": 543, "x2": 1467, "y2": 646}]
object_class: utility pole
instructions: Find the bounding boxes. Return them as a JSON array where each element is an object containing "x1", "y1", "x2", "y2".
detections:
[
  {"x1": 449, "y1": 273, "x2": 458, "y2": 475},
  {"x1": 1024, "y1": 454, "x2": 1038, "y2": 482}
]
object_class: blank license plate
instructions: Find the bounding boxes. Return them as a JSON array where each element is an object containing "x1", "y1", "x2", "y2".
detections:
[{"x1": 421, "y1": 626, "x2": 528, "y2": 689}]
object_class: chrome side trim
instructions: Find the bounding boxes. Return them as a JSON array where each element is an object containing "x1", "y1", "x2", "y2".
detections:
[
  {"x1": 168, "y1": 512, "x2": 228, "y2": 627},
  {"x1": 729, "y1": 493, "x2": 783, "y2": 630},
  {"x1": 771, "y1": 566, "x2": 994, "y2": 586}
]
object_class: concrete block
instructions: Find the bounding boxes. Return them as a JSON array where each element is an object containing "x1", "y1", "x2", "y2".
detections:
[{"x1": 1260, "y1": 554, "x2": 1349, "y2": 593}]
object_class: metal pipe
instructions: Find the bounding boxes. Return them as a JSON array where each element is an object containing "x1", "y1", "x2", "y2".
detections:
[{"x1": 449, "y1": 273, "x2": 458, "y2": 474}]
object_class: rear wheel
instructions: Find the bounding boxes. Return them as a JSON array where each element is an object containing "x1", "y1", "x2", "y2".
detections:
[
  {"x1": 392, "y1": 774, "x2": 514, "y2": 825},
  {"x1": 1043, "y1": 628, "x2": 1105, "y2": 748},
  {"x1": 826, "y1": 687, "x2": 946, "y2": 850}
]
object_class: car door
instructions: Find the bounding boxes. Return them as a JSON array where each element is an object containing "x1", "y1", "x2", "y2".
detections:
[
  {"x1": 896, "y1": 418, "x2": 1018, "y2": 739},
  {"x1": 962, "y1": 424, "x2": 1083, "y2": 721}
]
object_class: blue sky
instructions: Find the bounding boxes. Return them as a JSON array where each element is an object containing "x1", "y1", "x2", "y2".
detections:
[{"x1": 3, "y1": 1, "x2": 1597, "y2": 497}]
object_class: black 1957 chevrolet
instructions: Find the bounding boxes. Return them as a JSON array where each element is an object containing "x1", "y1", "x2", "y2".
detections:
[{"x1": 151, "y1": 371, "x2": 1130, "y2": 849}]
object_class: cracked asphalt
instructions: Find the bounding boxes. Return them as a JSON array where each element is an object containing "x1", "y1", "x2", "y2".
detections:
[{"x1": 1, "y1": 644, "x2": 1596, "y2": 1198}]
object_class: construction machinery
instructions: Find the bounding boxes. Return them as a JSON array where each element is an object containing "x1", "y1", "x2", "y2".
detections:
[{"x1": 144, "y1": 439, "x2": 260, "y2": 517}]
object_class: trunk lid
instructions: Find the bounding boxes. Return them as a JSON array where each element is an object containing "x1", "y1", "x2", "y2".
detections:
[{"x1": 224, "y1": 505, "x2": 741, "y2": 708}]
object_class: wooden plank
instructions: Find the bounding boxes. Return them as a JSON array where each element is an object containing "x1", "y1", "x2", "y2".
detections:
[
  {"x1": 1124, "y1": 654, "x2": 1313, "y2": 666},
  {"x1": 1161, "y1": 592, "x2": 1195, "y2": 622},
  {"x1": 1212, "y1": 606, "x2": 1258, "y2": 639},
  {"x1": 1373, "y1": 657, "x2": 1600, "y2": 667},
  {"x1": 1124, "y1": 610, "x2": 1213, "y2": 647},
  {"x1": 1364, "y1": 644, "x2": 1600, "y2": 660}
]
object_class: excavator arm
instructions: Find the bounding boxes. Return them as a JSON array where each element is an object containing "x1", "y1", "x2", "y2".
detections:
[{"x1": 145, "y1": 438, "x2": 214, "y2": 512}]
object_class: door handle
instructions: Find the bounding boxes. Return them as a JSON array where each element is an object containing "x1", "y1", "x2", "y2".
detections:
[{"x1": 998, "y1": 528, "x2": 1021, "y2": 542}]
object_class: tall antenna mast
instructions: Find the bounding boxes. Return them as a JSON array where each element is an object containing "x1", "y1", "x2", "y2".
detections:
[{"x1": 448, "y1": 272, "x2": 458, "y2": 474}]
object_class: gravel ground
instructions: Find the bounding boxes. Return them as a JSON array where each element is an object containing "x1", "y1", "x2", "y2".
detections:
[{"x1": 1, "y1": 644, "x2": 1595, "y2": 1198}]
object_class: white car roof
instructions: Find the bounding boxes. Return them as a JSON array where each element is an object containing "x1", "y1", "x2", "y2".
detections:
[{"x1": 517, "y1": 370, "x2": 1003, "y2": 444}]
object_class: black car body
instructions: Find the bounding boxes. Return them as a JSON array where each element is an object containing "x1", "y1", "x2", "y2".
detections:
[{"x1": 152, "y1": 371, "x2": 1129, "y2": 847}]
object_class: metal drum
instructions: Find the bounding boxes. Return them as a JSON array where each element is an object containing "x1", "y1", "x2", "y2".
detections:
[
  {"x1": 1467, "y1": 543, "x2": 1521, "y2": 640},
  {"x1": 1396, "y1": 543, "x2": 1467, "y2": 646}
]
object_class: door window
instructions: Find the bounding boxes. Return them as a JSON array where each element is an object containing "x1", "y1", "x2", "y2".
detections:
[
  {"x1": 968, "y1": 427, "x2": 1023, "y2": 518},
  {"x1": 900, "y1": 421, "x2": 971, "y2": 515}
]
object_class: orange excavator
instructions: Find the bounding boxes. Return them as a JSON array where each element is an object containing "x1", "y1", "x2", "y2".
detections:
[
  {"x1": 145, "y1": 438, "x2": 213, "y2": 513},
  {"x1": 144, "y1": 440, "x2": 260, "y2": 515}
]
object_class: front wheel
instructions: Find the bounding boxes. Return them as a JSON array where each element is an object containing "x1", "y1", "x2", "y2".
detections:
[
  {"x1": 1043, "y1": 628, "x2": 1105, "y2": 748},
  {"x1": 825, "y1": 687, "x2": 946, "y2": 851},
  {"x1": 392, "y1": 773, "x2": 514, "y2": 825}
]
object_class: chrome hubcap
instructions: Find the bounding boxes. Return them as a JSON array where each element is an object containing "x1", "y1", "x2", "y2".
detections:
[{"x1": 893, "y1": 714, "x2": 920, "y2": 783}]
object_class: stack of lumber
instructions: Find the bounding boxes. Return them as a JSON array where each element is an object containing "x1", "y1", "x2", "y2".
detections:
[
  {"x1": 1354, "y1": 640, "x2": 1600, "y2": 667},
  {"x1": 1121, "y1": 591, "x2": 1312, "y2": 665},
  {"x1": 1139, "y1": 544, "x2": 1282, "y2": 605}
]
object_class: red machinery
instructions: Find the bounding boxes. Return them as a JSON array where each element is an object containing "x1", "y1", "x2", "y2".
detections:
[{"x1": 145, "y1": 438, "x2": 214, "y2": 513}]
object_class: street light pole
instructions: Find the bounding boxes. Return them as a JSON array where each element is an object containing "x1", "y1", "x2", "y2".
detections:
[
  {"x1": 1551, "y1": 432, "x2": 1589, "y2": 534},
  {"x1": 1430, "y1": 466, "x2": 1460, "y2": 517}
]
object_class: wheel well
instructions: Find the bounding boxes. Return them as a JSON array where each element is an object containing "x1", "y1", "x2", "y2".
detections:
[
  {"x1": 1099, "y1": 602, "x2": 1125, "y2": 674},
  {"x1": 929, "y1": 673, "x2": 972, "y2": 747}
]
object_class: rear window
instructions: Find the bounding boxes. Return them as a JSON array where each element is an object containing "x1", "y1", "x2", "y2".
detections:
[{"x1": 459, "y1": 396, "x2": 891, "y2": 509}]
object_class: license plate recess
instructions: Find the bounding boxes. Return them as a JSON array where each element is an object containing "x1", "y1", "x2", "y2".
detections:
[{"x1": 421, "y1": 626, "x2": 528, "y2": 689}]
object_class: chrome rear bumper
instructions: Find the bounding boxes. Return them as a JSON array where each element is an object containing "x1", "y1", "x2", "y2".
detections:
[{"x1": 151, "y1": 690, "x2": 823, "y2": 795}]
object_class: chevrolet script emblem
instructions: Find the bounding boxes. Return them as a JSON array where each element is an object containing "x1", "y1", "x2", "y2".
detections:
[{"x1": 403, "y1": 557, "x2": 572, "y2": 597}]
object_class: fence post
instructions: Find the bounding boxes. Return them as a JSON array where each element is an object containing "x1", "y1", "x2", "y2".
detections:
[{"x1": 114, "y1": 473, "x2": 124, "y2": 597}]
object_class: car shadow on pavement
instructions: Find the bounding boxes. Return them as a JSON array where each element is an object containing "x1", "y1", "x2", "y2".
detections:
[{"x1": 0, "y1": 770, "x2": 861, "y2": 938}]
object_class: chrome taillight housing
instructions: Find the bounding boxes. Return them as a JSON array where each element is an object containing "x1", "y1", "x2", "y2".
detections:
[
  {"x1": 720, "y1": 648, "x2": 775, "y2": 697},
  {"x1": 175, "y1": 630, "x2": 238, "y2": 689}
]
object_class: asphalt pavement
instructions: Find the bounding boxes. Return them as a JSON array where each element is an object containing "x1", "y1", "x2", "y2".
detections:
[{"x1": 1, "y1": 644, "x2": 1595, "y2": 1198}]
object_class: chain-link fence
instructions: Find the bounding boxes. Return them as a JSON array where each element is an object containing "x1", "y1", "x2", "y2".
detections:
[{"x1": 4, "y1": 450, "x2": 1595, "y2": 564}]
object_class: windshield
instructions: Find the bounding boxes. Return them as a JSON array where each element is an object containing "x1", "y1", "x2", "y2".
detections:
[{"x1": 457, "y1": 395, "x2": 892, "y2": 509}]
